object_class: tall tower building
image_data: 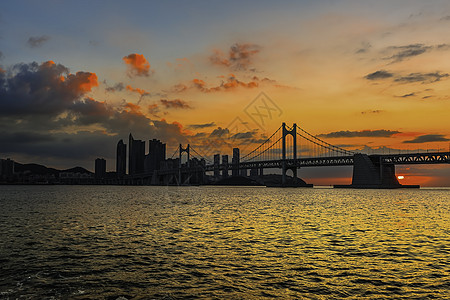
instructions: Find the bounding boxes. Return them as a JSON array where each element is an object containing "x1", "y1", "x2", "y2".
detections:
[
  {"x1": 95, "y1": 158, "x2": 106, "y2": 179},
  {"x1": 232, "y1": 148, "x2": 240, "y2": 177},
  {"x1": 129, "y1": 134, "x2": 145, "y2": 175},
  {"x1": 145, "y1": 139, "x2": 166, "y2": 173},
  {"x1": 116, "y1": 139, "x2": 127, "y2": 178}
]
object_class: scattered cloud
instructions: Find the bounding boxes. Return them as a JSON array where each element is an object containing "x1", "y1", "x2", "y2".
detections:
[
  {"x1": 210, "y1": 43, "x2": 260, "y2": 71},
  {"x1": 210, "y1": 127, "x2": 229, "y2": 137},
  {"x1": 403, "y1": 134, "x2": 450, "y2": 143},
  {"x1": 394, "y1": 72, "x2": 449, "y2": 83},
  {"x1": 365, "y1": 70, "x2": 449, "y2": 84},
  {"x1": 318, "y1": 129, "x2": 401, "y2": 138},
  {"x1": 397, "y1": 92, "x2": 415, "y2": 98},
  {"x1": 126, "y1": 85, "x2": 150, "y2": 99},
  {"x1": 361, "y1": 109, "x2": 384, "y2": 115},
  {"x1": 105, "y1": 82, "x2": 125, "y2": 92},
  {"x1": 192, "y1": 75, "x2": 259, "y2": 93},
  {"x1": 27, "y1": 35, "x2": 50, "y2": 48},
  {"x1": 122, "y1": 53, "x2": 153, "y2": 77},
  {"x1": 384, "y1": 44, "x2": 431, "y2": 63},
  {"x1": 160, "y1": 98, "x2": 191, "y2": 109},
  {"x1": 364, "y1": 70, "x2": 394, "y2": 80},
  {"x1": 356, "y1": 41, "x2": 371, "y2": 54},
  {"x1": 187, "y1": 122, "x2": 216, "y2": 129}
]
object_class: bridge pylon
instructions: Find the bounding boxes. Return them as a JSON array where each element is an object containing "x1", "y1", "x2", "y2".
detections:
[
  {"x1": 179, "y1": 144, "x2": 190, "y2": 184},
  {"x1": 282, "y1": 123, "x2": 297, "y2": 186}
]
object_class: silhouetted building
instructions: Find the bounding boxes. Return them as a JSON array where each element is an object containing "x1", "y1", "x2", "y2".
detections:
[
  {"x1": 128, "y1": 134, "x2": 145, "y2": 175},
  {"x1": 222, "y1": 155, "x2": 229, "y2": 178},
  {"x1": 240, "y1": 169, "x2": 247, "y2": 177},
  {"x1": 214, "y1": 154, "x2": 220, "y2": 179},
  {"x1": 0, "y1": 158, "x2": 14, "y2": 180},
  {"x1": 250, "y1": 168, "x2": 258, "y2": 177},
  {"x1": 232, "y1": 148, "x2": 240, "y2": 177},
  {"x1": 145, "y1": 139, "x2": 166, "y2": 173},
  {"x1": 95, "y1": 158, "x2": 106, "y2": 179},
  {"x1": 116, "y1": 139, "x2": 127, "y2": 178}
]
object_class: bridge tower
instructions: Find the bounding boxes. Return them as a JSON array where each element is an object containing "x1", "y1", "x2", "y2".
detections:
[
  {"x1": 282, "y1": 123, "x2": 297, "y2": 185},
  {"x1": 179, "y1": 144, "x2": 190, "y2": 184}
]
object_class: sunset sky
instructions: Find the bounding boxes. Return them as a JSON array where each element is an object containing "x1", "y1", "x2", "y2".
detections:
[{"x1": 1, "y1": 0, "x2": 450, "y2": 186}]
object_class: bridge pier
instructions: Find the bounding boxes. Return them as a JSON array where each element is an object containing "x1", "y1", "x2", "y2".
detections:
[
  {"x1": 335, "y1": 154, "x2": 418, "y2": 189},
  {"x1": 282, "y1": 123, "x2": 297, "y2": 186}
]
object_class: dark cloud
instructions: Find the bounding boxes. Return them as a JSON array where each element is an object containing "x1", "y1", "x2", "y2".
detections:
[
  {"x1": 318, "y1": 129, "x2": 401, "y2": 138},
  {"x1": 403, "y1": 134, "x2": 450, "y2": 144},
  {"x1": 27, "y1": 35, "x2": 50, "y2": 48},
  {"x1": 0, "y1": 61, "x2": 98, "y2": 115},
  {"x1": 231, "y1": 131, "x2": 256, "y2": 140},
  {"x1": 160, "y1": 99, "x2": 191, "y2": 109},
  {"x1": 364, "y1": 70, "x2": 394, "y2": 80},
  {"x1": 0, "y1": 60, "x2": 192, "y2": 169},
  {"x1": 187, "y1": 122, "x2": 216, "y2": 129},
  {"x1": 210, "y1": 127, "x2": 229, "y2": 137},
  {"x1": 361, "y1": 110, "x2": 384, "y2": 115},
  {"x1": 0, "y1": 50, "x2": 3, "y2": 60},
  {"x1": 105, "y1": 82, "x2": 125, "y2": 92},
  {"x1": 210, "y1": 43, "x2": 260, "y2": 71},
  {"x1": 398, "y1": 92, "x2": 415, "y2": 98},
  {"x1": 365, "y1": 70, "x2": 449, "y2": 84},
  {"x1": 395, "y1": 72, "x2": 449, "y2": 83},
  {"x1": 440, "y1": 16, "x2": 450, "y2": 21},
  {"x1": 385, "y1": 44, "x2": 431, "y2": 62}
]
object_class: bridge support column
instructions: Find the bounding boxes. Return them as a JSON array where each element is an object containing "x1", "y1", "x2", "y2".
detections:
[
  {"x1": 179, "y1": 144, "x2": 190, "y2": 185},
  {"x1": 282, "y1": 123, "x2": 297, "y2": 186},
  {"x1": 335, "y1": 153, "x2": 415, "y2": 188}
]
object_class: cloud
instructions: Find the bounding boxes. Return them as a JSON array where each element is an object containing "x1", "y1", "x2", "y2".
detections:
[
  {"x1": 187, "y1": 122, "x2": 216, "y2": 129},
  {"x1": 361, "y1": 110, "x2": 384, "y2": 115},
  {"x1": 192, "y1": 74, "x2": 259, "y2": 93},
  {"x1": 160, "y1": 98, "x2": 191, "y2": 109},
  {"x1": 27, "y1": 35, "x2": 50, "y2": 48},
  {"x1": 126, "y1": 85, "x2": 150, "y2": 99},
  {"x1": 440, "y1": 16, "x2": 450, "y2": 21},
  {"x1": 318, "y1": 129, "x2": 401, "y2": 138},
  {"x1": 0, "y1": 61, "x2": 98, "y2": 115},
  {"x1": 210, "y1": 43, "x2": 260, "y2": 70},
  {"x1": 365, "y1": 70, "x2": 449, "y2": 84},
  {"x1": 403, "y1": 134, "x2": 450, "y2": 143},
  {"x1": 356, "y1": 41, "x2": 371, "y2": 54},
  {"x1": 364, "y1": 70, "x2": 394, "y2": 80},
  {"x1": 0, "y1": 50, "x2": 3, "y2": 60},
  {"x1": 394, "y1": 72, "x2": 449, "y2": 83},
  {"x1": 210, "y1": 127, "x2": 229, "y2": 137},
  {"x1": 105, "y1": 82, "x2": 125, "y2": 92},
  {"x1": 122, "y1": 53, "x2": 152, "y2": 77},
  {"x1": 385, "y1": 44, "x2": 431, "y2": 62},
  {"x1": 397, "y1": 92, "x2": 415, "y2": 98}
]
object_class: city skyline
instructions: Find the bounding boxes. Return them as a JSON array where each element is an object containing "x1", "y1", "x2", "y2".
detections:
[{"x1": 1, "y1": 1, "x2": 450, "y2": 186}]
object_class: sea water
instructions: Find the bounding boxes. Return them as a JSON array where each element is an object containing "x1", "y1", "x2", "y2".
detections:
[{"x1": 0, "y1": 185, "x2": 449, "y2": 299}]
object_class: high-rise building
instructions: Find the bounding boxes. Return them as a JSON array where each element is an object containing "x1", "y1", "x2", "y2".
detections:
[
  {"x1": 145, "y1": 139, "x2": 166, "y2": 173},
  {"x1": 95, "y1": 158, "x2": 106, "y2": 179},
  {"x1": 116, "y1": 139, "x2": 127, "y2": 178},
  {"x1": 128, "y1": 134, "x2": 145, "y2": 175},
  {"x1": 232, "y1": 148, "x2": 240, "y2": 177},
  {"x1": 213, "y1": 154, "x2": 220, "y2": 179},
  {"x1": 222, "y1": 155, "x2": 229, "y2": 178},
  {"x1": 0, "y1": 158, "x2": 14, "y2": 179}
]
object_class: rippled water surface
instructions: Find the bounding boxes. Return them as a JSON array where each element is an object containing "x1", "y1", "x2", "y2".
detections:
[{"x1": 0, "y1": 185, "x2": 449, "y2": 299}]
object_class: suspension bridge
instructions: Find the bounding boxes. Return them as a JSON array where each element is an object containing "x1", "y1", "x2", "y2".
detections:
[{"x1": 129, "y1": 123, "x2": 450, "y2": 188}]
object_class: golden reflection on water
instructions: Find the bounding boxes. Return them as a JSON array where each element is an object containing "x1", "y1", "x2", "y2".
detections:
[{"x1": 0, "y1": 186, "x2": 449, "y2": 298}]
